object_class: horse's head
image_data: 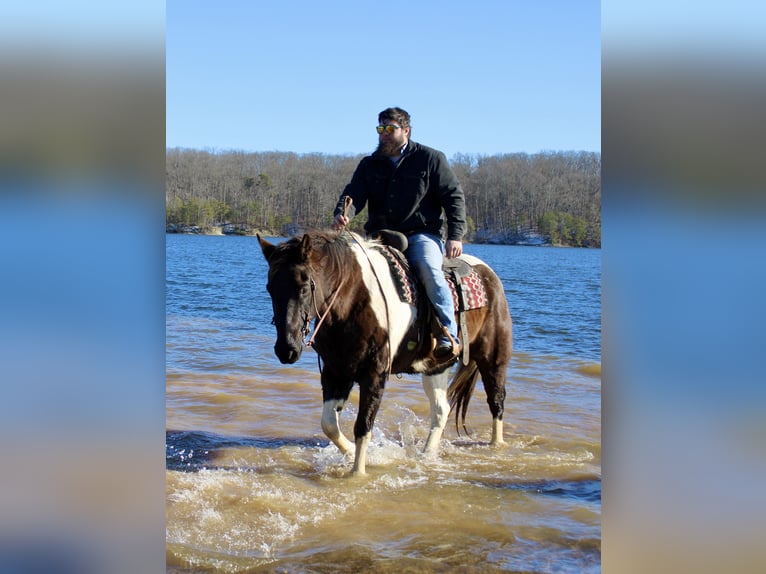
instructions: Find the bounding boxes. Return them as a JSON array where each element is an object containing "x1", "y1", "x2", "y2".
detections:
[{"x1": 258, "y1": 234, "x2": 315, "y2": 364}]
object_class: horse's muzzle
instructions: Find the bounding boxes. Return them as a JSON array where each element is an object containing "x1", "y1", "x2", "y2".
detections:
[{"x1": 274, "y1": 341, "x2": 302, "y2": 364}]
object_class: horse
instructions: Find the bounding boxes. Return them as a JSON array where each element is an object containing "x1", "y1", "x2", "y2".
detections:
[{"x1": 258, "y1": 230, "x2": 513, "y2": 475}]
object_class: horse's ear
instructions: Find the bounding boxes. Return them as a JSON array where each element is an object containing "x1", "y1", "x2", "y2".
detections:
[
  {"x1": 300, "y1": 234, "x2": 312, "y2": 260},
  {"x1": 257, "y1": 234, "x2": 276, "y2": 261}
]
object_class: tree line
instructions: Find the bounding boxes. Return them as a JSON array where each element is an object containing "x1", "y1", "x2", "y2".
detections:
[{"x1": 166, "y1": 147, "x2": 600, "y2": 247}]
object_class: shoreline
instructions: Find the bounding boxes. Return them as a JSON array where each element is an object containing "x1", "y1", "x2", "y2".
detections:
[{"x1": 165, "y1": 226, "x2": 598, "y2": 248}]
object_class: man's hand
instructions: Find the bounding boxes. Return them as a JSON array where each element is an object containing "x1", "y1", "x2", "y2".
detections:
[
  {"x1": 445, "y1": 239, "x2": 463, "y2": 259},
  {"x1": 331, "y1": 213, "x2": 349, "y2": 231},
  {"x1": 332, "y1": 196, "x2": 353, "y2": 231}
]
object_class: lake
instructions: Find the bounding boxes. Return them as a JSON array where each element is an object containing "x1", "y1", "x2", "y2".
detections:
[{"x1": 166, "y1": 233, "x2": 601, "y2": 573}]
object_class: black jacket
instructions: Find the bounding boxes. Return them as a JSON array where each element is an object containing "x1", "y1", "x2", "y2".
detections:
[{"x1": 334, "y1": 140, "x2": 466, "y2": 241}]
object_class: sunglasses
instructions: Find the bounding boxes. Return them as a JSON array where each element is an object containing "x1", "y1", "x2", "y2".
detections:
[{"x1": 376, "y1": 124, "x2": 402, "y2": 134}]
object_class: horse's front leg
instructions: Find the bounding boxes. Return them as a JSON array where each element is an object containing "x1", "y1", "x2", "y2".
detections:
[
  {"x1": 421, "y1": 371, "x2": 451, "y2": 454},
  {"x1": 321, "y1": 400, "x2": 354, "y2": 455},
  {"x1": 321, "y1": 373, "x2": 354, "y2": 456},
  {"x1": 351, "y1": 377, "x2": 385, "y2": 475}
]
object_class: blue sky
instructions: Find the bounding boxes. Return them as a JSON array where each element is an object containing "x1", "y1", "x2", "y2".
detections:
[{"x1": 167, "y1": 0, "x2": 601, "y2": 158}]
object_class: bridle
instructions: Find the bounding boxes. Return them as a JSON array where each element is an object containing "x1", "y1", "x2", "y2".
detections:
[
  {"x1": 269, "y1": 258, "x2": 346, "y2": 350},
  {"x1": 305, "y1": 273, "x2": 345, "y2": 347}
]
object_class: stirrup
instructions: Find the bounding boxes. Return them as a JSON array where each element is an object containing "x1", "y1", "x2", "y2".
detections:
[{"x1": 433, "y1": 327, "x2": 460, "y2": 359}]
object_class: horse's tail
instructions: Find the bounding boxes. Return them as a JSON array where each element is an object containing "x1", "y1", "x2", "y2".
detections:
[{"x1": 447, "y1": 359, "x2": 480, "y2": 436}]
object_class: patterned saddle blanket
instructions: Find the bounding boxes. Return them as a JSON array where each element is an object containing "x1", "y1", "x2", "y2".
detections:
[{"x1": 374, "y1": 245, "x2": 487, "y2": 312}]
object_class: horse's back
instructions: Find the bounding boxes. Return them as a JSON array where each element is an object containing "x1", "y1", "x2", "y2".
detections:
[
  {"x1": 456, "y1": 253, "x2": 491, "y2": 272},
  {"x1": 456, "y1": 253, "x2": 513, "y2": 352}
]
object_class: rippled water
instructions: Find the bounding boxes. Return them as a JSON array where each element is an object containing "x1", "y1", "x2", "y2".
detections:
[{"x1": 166, "y1": 234, "x2": 601, "y2": 573}]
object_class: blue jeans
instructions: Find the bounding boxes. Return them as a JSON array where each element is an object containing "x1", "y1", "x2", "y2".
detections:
[{"x1": 405, "y1": 233, "x2": 458, "y2": 342}]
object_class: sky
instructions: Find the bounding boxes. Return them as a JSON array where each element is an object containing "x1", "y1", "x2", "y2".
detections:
[{"x1": 166, "y1": 0, "x2": 601, "y2": 158}]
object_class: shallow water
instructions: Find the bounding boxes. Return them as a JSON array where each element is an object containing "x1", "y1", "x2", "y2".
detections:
[{"x1": 166, "y1": 235, "x2": 601, "y2": 573}]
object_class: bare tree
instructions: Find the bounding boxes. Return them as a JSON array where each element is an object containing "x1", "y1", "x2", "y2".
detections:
[{"x1": 166, "y1": 148, "x2": 600, "y2": 246}]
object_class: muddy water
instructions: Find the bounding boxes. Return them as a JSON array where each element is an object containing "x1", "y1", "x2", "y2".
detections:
[{"x1": 166, "y1": 235, "x2": 601, "y2": 573}]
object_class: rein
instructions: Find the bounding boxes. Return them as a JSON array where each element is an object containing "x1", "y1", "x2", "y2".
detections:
[
  {"x1": 302, "y1": 195, "x2": 392, "y2": 377},
  {"x1": 305, "y1": 274, "x2": 345, "y2": 348},
  {"x1": 335, "y1": 195, "x2": 394, "y2": 377}
]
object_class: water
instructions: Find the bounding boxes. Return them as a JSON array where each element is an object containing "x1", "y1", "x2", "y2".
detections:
[{"x1": 166, "y1": 234, "x2": 601, "y2": 573}]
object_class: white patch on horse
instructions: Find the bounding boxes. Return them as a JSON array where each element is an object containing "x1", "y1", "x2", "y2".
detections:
[
  {"x1": 321, "y1": 399, "x2": 353, "y2": 455},
  {"x1": 409, "y1": 358, "x2": 430, "y2": 372},
  {"x1": 350, "y1": 241, "x2": 415, "y2": 353}
]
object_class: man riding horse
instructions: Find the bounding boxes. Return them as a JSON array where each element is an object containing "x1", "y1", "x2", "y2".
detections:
[{"x1": 332, "y1": 107, "x2": 465, "y2": 360}]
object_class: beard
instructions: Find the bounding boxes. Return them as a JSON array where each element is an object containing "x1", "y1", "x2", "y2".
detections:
[{"x1": 375, "y1": 137, "x2": 406, "y2": 157}]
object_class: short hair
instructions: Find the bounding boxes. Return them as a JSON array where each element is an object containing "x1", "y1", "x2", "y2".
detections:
[{"x1": 378, "y1": 107, "x2": 411, "y2": 129}]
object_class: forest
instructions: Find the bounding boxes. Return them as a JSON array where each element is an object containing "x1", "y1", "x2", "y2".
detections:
[{"x1": 166, "y1": 148, "x2": 601, "y2": 247}]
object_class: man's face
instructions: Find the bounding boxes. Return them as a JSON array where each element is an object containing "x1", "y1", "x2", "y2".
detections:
[{"x1": 376, "y1": 120, "x2": 410, "y2": 156}]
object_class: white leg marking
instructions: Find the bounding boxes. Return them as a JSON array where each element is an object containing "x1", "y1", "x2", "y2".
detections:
[
  {"x1": 422, "y1": 372, "x2": 450, "y2": 454},
  {"x1": 352, "y1": 433, "x2": 372, "y2": 475},
  {"x1": 491, "y1": 418, "x2": 505, "y2": 446},
  {"x1": 321, "y1": 400, "x2": 354, "y2": 455}
]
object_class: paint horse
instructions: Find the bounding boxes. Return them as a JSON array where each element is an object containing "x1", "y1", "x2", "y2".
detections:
[{"x1": 258, "y1": 231, "x2": 513, "y2": 475}]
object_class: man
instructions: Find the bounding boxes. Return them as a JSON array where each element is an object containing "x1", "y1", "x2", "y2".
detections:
[{"x1": 332, "y1": 107, "x2": 466, "y2": 359}]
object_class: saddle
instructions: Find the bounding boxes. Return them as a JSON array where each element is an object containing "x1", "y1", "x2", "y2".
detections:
[{"x1": 370, "y1": 231, "x2": 488, "y2": 370}]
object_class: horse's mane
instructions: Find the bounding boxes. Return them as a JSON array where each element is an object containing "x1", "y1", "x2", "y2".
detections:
[
  {"x1": 308, "y1": 230, "x2": 352, "y2": 281},
  {"x1": 270, "y1": 230, "x2": 370, "y2": 285}
]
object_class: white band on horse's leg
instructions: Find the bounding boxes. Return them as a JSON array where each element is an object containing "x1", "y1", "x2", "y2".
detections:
[
  {"x1": 321, "y1": 400, "x2": 354, "y2": 455},
  {"x1": 490, "y1": 418, "x2": 504, "y2": 445},
  {"x1": 422, "y1": 372, "x2": 450, "y2": 454},
  {"x1": 352, "y1": 433, "x2": 372, "y2": 475}
]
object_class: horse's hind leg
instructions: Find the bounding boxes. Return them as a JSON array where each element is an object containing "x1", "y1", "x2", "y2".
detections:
[
  {"x1": 479, "y1": 364, "x2": 507, "y2": 446},
  {"x1": 421, "y1": 371, "x2": 451, "y2": 454}
]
